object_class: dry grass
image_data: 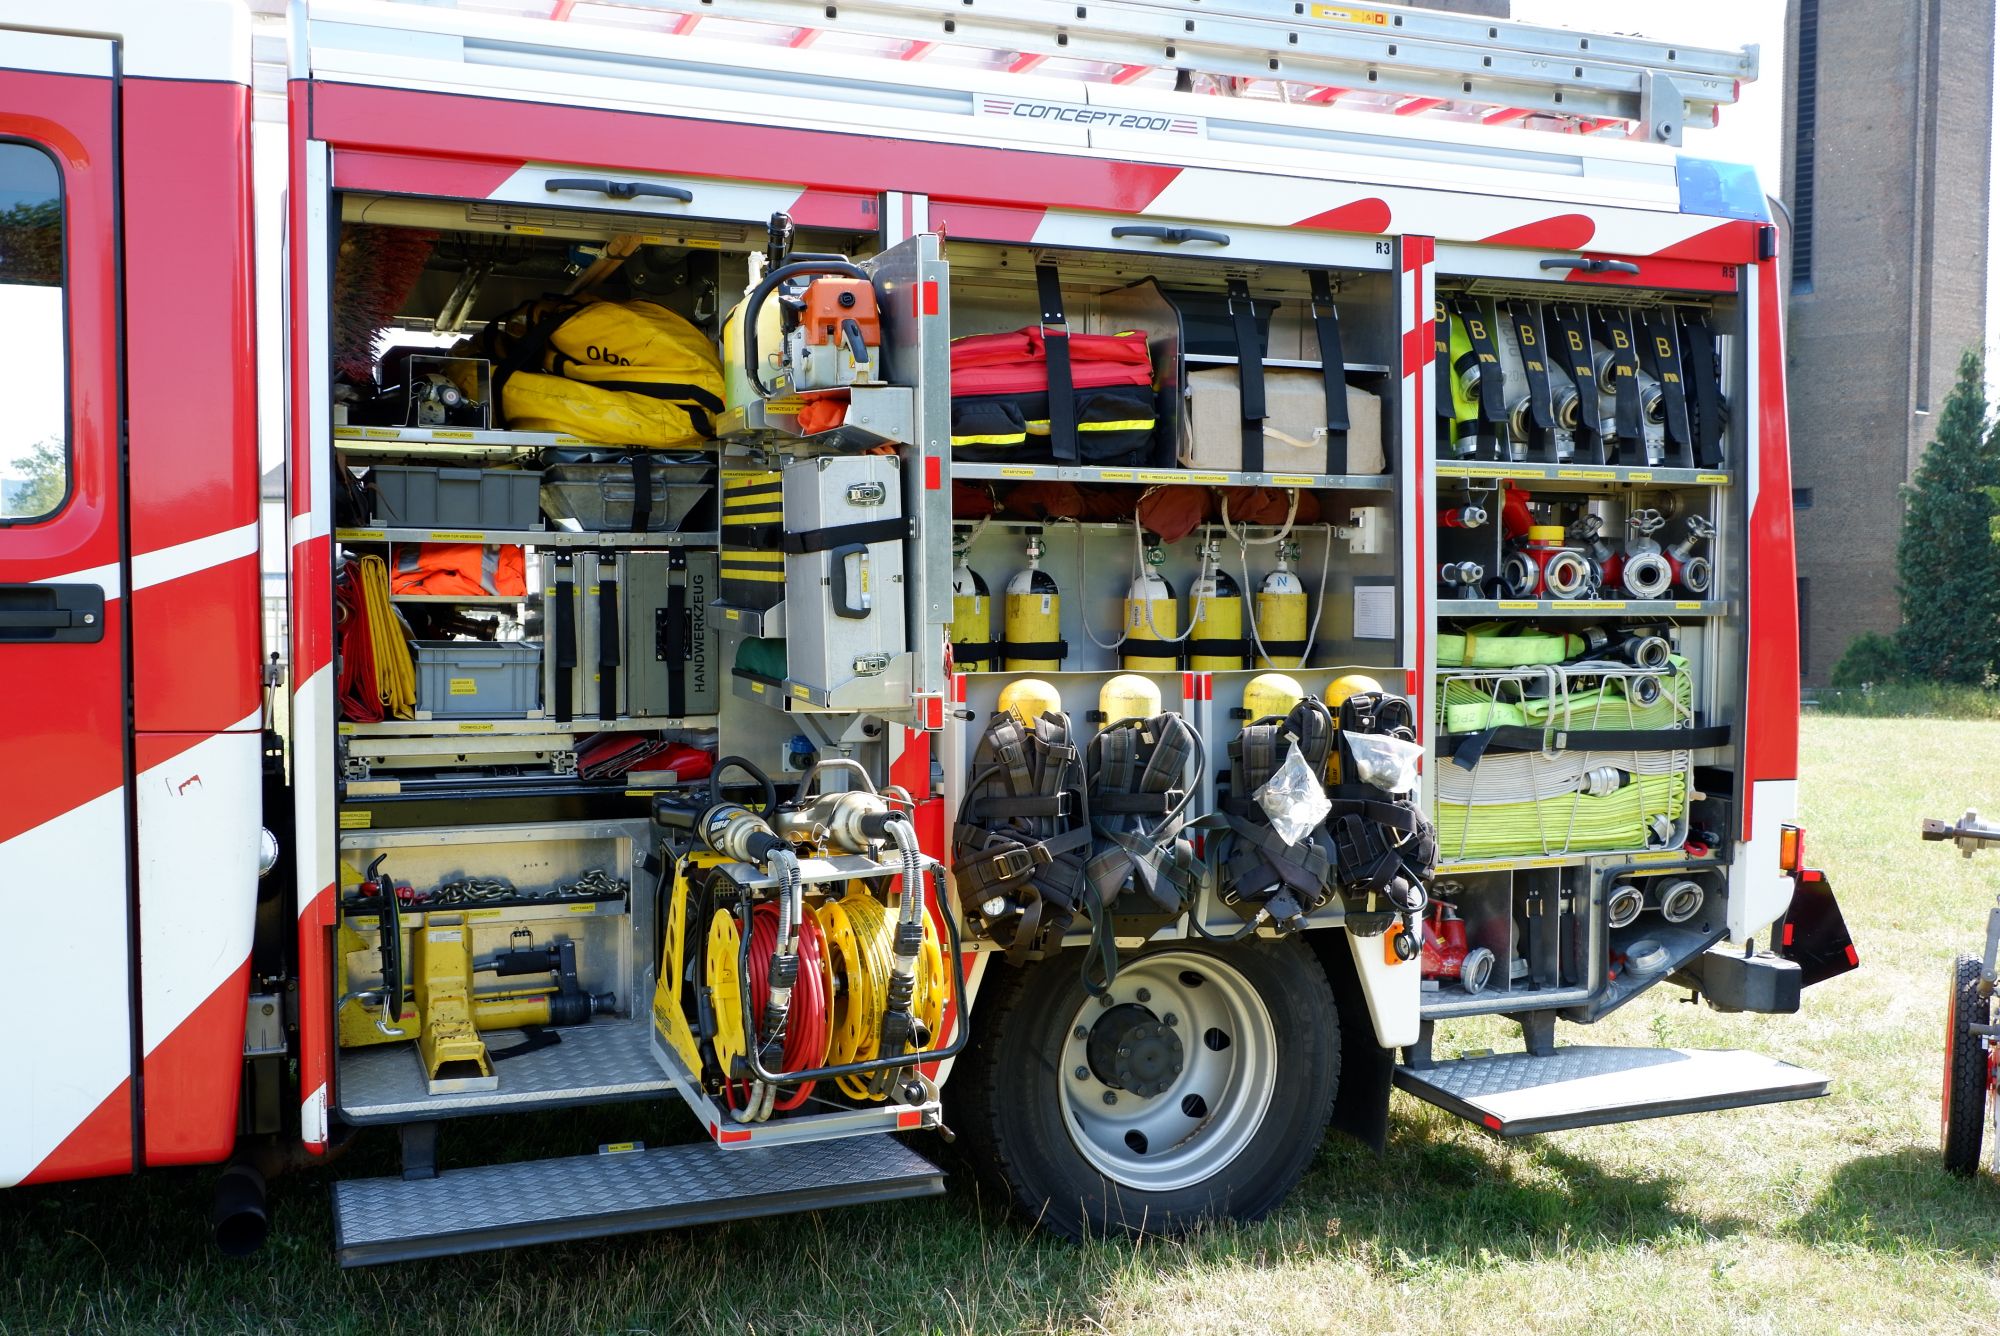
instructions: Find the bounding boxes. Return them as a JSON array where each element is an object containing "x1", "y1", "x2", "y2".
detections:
[{"x1": 6, "y1": 715, "x2": 2000, "y2": 1334}]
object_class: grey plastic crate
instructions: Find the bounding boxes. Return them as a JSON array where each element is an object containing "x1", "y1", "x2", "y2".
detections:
[
  {"x1": 540, "y1": 458, "x2": 712, "y2": 533},
  {"x1": 371, "y1": 466, "x2": 542, "y2": 532},
  {"x1": 413, "y1": 640, "x2": 542, "y2": 718}
]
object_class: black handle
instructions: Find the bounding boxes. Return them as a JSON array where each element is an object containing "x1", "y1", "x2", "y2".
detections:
[
  {"x1": 741, "y1": 259, "x2": 871, "y2": 397},
  {"x1": 829, "y1": 543, "x2": 871, "y2": 619},
  {"x1": 1111, "y1": 224, "x2": 1231, "y2": 246},
  {"x1": 708, "y1": 755, "x2": 779, "y2": 813},
  {"x1": 0, "y1": 583, "x2": 104, "y2": 643},
  {"x1": 1540, "y1": 257, "x2": 1644, "y2": 276},
  {"x1": 544, "y1": 177, "x2": 692, "y2": 203}
]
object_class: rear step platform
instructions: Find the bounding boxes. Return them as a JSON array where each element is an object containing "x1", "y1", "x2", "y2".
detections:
[
  {"x1": 1394, "y1": 1046, "x2": 1829, "y2": 1138},
  {"x1": 332, "y1": 1134, "x2": 945, "y2": 1266}
]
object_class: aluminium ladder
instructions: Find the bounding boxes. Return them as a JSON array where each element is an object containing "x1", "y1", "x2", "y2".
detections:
[{"x1": 508, "y1": 0, "x2": 1758, "y2": 144}]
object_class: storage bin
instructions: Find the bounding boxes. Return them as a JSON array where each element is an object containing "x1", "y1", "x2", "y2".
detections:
[
  {"x1": 412, "y1": 640, "x2": 542, "y2": 718},
  {"x1": 369, "y1": 465, "x2": 542, "y2": 531},
  {"x1": 1182, "y1": 370, "x2": 1385, "y2": 474},
  {"x1": 540, "y1": 454, "x2": 713, "y2": 533}
]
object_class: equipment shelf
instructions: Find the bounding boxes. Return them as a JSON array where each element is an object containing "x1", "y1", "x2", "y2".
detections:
[
  {"x1": 951, "y1": 462, "x2": 1394, "y2": 491},
  {"x1": 1438, "y1": 598, "x2": 1724, "y2": 617},
  {"x1": 389, "y1": 594, "x2": 530, "y2": 605},
  {"x1": 339, "y1": 527, "x2": 718, "y2": 549},
  {"x1": 1435, "y1": 462, "x2": 1731, "y2": 489},
  {"x1": 334, "y1": 424, "x2": 576, "y2": 456},
  {"x1": 339, "y1": 716, "x2": 714, "y2": 737}
]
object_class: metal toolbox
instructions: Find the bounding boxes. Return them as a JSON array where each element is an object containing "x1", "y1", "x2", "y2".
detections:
[
  {"x1": 541, "y1": 551, "x2": 622, "y2": 724},
  {"x1": 370, "y1": 465, "x2": 542, "y2": 531},
  {"x1": 540, "y1": 454, "x2": 713, "y2": 534},
  {"x1": 412, "y1": 640, "x2": 542, "y2": 718},
  {"x1": 624, "y1": 550, "x2": 720, "y2": 718},
  {"x1": 781, "y1": 454, "x2": 907, "y2": 702}
]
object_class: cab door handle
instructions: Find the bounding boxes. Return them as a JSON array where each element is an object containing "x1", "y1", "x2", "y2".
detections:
[{"x1": 0, "y1": 583, "x2": 104, "y2": 643}]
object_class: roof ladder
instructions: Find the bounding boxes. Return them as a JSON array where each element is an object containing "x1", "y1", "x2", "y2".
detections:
[{"x1": 574, "y1": 0, "x2": 1757, "y2": 144}]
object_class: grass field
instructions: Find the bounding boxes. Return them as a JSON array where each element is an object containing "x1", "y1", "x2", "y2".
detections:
[{"x1": 7, "y1": 715, "x2": 2000, "y2": 1334}]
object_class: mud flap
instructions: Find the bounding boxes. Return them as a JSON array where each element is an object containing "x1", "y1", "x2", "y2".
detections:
[{"x1": 1777, "y1": 867, "x2": 1859, "y2": 988}]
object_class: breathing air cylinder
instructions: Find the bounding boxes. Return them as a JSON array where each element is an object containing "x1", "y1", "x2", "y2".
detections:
[
  {"x1": 1242, "y1": 672, "x2": 1306, "y2": 722},
  {"x1": 1122, "y1": 543, "x2": 1180, "y2": 671},
  {"x1": 1003, "y1": 531, "x2": 1064, "y2": 671},
  {"x1": 1188, "y1": 539, "x2": 1246, "y2": 672},
  {"x1": 1253, "y1": 540, "x2": 1308, "y2": 669},
  {"x1": 1099, "y1": 673, "x2": 1163, "y2": 727},
  {"x1": 950, "y1": 550, "x2": 994, "y2": 673},
  {"x1": 997, "y1": 678, "x2": 1063, "y2": 729}
]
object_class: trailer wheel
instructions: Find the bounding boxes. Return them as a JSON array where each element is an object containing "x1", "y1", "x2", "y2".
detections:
[
  {"x1": 953, "y1": 937, "x2": 1338, "y2": 1238},
  {"x1": 1943, "y1": 954, "x2": 1993, "y2": 1176}
]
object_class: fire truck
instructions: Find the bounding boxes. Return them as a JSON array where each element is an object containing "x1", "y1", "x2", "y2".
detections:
[{"x1": 0, "y1": 0, "x2": 1858, "y2": 1266}]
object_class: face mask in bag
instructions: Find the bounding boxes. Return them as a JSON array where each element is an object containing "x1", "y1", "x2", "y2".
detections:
[{"x1": 1254, "y1": 740, "x2": 1332, "y2": 846}]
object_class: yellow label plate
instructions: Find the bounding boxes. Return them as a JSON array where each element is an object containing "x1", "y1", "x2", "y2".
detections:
[
  {"x1": 448, "y1": 678, "x2": 478, "y2": 696},
  {"x1": 1625, "y1": 471, "x2": 1653, "y2": 482},
  {"x1": 338, "y1": 810, "x2": 372, "y2": 830},
  {"x1": 343, "y1": 529, "x2": 386, "y2": 542},
  {"x1": 1311, "y1": 3, "x2": 1389, "y2": 23},
  {"x1": 1135, "y1": 471, "x2": 1181, "y2": 484},
  {"x1": 455, "y1": 722, "x2": 496, "y2": 733},
  {"x1": 1569, "y1": 600, "x2": 1626, "y2": 610},
  {"x1": 1270, "y1": 473, "x2": 1314, "y2": 486},
  {"x1": 999, "y1": 466, "x2": 1037, "y2": 478},
  {"x1": 1496, "y1": 600, "x2": 1538, "y2": 610},
  {"x1": 1558, "y1": 469, "x2": 1615, "y2": 480},
  {"x1": 569, "y1": 903, "x2": 597, "y2": 914},
  {"x1": 1675, "y1": 600, "x2": 1703, "y2": 610},
  {"x1": 429, "y1": 430, "x2": 475, "y2": 441},
  {"x1": 1098, "y1": 469, "x2": 1134, "y2": 481},
  {"x1": 791, "y1": 684, "x2": 812, "y2": 701},
  {"x1": 469, "y1": 908, "x2": 505, "y2": 920},
  {"x1": 1696, "y1": 472, "x2": 1730, "y2": 484},
  {"x1": 1184, "y1": 472, "x2": 1230, "y2": 485},
  {"x1": 428, "y1": 530, "x2": 485, "y2": 542}
]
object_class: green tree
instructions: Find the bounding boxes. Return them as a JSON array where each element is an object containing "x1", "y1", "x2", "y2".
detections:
[
  {"x1": 1896, "y1": 349, "x2": 2000, "y2": 684},
  {"x1": 4, "y1": 435, "x2": 64, "y2": 518}
]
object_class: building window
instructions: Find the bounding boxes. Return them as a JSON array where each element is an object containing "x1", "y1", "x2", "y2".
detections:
[
  {"x1": 1793, "y1": 487, "x2": 1814, "y2": 509},
  {"x1": 0, "y1": 141, "x2": 67, "y2": 523},
  {"x1": 1790, "y1": 0, "x2": 1818, "y2": 294},
  {"x1": 1798, "y1": 577, "x2": 1810, "y2": 678}
]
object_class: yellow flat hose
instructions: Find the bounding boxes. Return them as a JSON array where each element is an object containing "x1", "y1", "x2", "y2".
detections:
[
  {"x1": 820, "y1": 889, "x2": 945, "y2": 1102},
  {"x1": 358, "y1": 554, "x2": 416, "y2": 720}
]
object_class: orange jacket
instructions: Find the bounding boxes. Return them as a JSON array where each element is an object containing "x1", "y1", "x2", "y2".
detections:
[{"x1": 391, "y1": 543, "x2": 527, "y2": 597}]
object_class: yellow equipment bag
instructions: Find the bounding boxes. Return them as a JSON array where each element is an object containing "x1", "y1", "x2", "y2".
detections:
[{"x1": 481, "y1": 298, "x2": 725, "y2": 447}]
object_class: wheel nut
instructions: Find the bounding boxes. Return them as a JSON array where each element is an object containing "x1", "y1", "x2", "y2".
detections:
[
  {"x1": 1172, "y1": 1062, "x2": 1183, "y2": 1075},
  {"x1": 1099, "y1": 994, "x2": 1113, "y2": 1009},
  {"x1": 1117, "y1": 1046, "x2": 1130, "y2": 1058},
  {"x1": 1075, "y1": 1066, "x2": 1089, "y2": 1080},
  {"x1": 1136, "y1": 988, "x2": 1151, "y2": 1003},
  {"x1": 1164, "y1": 1013, "x2": 1178, "y2": 1026},
  {"x1": 1102, "y1": 1091, "x2": 1118, "y2": 1106},
  {"x1": 1073, "y1": 1026, "x2": 1088, "y2": 1040}
]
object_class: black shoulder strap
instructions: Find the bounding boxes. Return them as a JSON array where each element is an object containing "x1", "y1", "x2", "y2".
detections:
[
  {"x1": 597, "y1": 554, "x2": 620, "y2": 723},
  {"x1": 1036, "y1": 265, "x2": 1078, "y2": 463},
  {"x1": 1307, "y1": 270, "x2": 1348, "y2": 474},
  {"x1": 665, "y1": 551, "x2": 688, "y2": 717},
  {"x1": 1679, "y1": 308, "x2": 1726, "y2": 468},
  {"x1": 628, "y1": 454, "x2": 654, "y2": 533},
  {"x1": 552, "y1": 552, "x2": 576, "y2": 724},
  {"x1": 1590, "y1": 306, "x2": 1645, "y2": 454},
  {"x1": 1228, "y1": 278, "x2": 1266, "y2": 472},
  {"x1": 1507, "y1": 301, "x2": 1557, "y2": 463},
  {"x1": 1548, "y1": 303, "x2": 1606, "y2": 465}
]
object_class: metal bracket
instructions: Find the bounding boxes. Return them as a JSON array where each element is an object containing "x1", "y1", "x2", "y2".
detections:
[{"x1": 1638, "y1": 69, "x2": 1689, "y2": 145}]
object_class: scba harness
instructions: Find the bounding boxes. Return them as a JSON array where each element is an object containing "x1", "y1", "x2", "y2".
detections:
[
  {"x1": 953, "y1": 708, "x2": 1204, "y2": 990},
  {"x1": 953, "y1": 710, "x2": 1093, "y2": 961},
  {"x1": 1203, "y1": 698, "x2": 1341, "y2": 934},
  {"x1": 1205, "y1": 693, "x2": 1436, "y2": 936}
]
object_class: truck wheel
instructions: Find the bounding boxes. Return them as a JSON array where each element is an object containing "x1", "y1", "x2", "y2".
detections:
[
  {"x1": 1943, "y1": 954, "x2": 1992, "y2": 1176},
  {"x1": 953, "y1": 937, "x2": 1339, "y2": 1238}
]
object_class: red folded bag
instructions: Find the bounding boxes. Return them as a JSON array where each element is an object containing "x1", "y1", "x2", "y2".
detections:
[{"x1": 949, "y1": 327, "x2": 1153, "y2": 396}]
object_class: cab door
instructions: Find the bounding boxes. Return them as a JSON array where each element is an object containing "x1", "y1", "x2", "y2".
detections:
[{"x1": 0, "y1": 33, "x2": 133, "y2": 1186}]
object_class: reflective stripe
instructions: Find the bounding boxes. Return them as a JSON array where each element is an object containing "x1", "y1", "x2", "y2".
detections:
[
  {"x1": 951, "y1": 432, "x2": 1030, "y2": 446},
  {"x1": 1024, "y1": 418, "x2": 1156, "y2": 435},
  {"x1": 725, "y1": 509, "x2": 784, "y2": 524},
  {"x1": 721, "y1": 569, "x2": 787, "y2": 582}
]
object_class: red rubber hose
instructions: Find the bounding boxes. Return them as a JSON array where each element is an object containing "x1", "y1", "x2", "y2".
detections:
[{"x1": 739, "y1": 902, "x2": 829, "y2": 1112}]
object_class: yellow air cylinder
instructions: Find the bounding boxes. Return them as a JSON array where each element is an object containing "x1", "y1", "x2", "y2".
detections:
[
  {"x1": 1122, "y1": 545, "x2": 1179, "y2": 672},
  {"x1": 1188, "y1": 540, "x2": 1246, "y2": 671},
  {"x1": 951, "y1": 553, "x2": 994, "y2": 673},
  {"x1": 1003, "y1": 532, "x2": 1063, "y2": 671},
  {"x1": 1254, "y1": 541, "x2": 1308, "y2": 669},
  {"x1": 997, "y1": 678, "x2": 1064, "y2": 730},
  {"x1": 1099, "y1": 673, "x2": 1163, "y2": 727},
  {"x1": 1243, "y1": 672, "x2": 1306, "y2": 722}
]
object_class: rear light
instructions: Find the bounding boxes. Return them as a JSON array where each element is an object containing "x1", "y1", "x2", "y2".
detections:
[{"x1": 1779, "y1": 824, "x2": 1805, "y2": 874}]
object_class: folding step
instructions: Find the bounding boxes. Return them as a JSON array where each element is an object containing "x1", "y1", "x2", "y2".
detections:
[
  {"x1": 1393, "y1": 1046, "x2": 1829, "y2": 1138},
  {"x1": 332, "y1": 1134, "x2": 945, "y2": 1266}
]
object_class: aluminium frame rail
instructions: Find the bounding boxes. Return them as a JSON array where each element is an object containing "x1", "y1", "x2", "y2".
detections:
[{"x1": 499, "y1": 0, "x2": 1758, "y2": 144}]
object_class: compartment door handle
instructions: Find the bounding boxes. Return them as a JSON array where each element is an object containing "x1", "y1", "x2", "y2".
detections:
[
  {"x1": 1111, "y1": 224, "x2": 1231, "y2": 247},
  {"x1": 544, "y1": 177, "x2": 693, "y2": 203}
]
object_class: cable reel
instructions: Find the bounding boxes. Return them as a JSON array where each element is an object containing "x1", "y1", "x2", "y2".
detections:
[{"x1": 819, "y1": 888, "x2": 947, "y2": 1102}]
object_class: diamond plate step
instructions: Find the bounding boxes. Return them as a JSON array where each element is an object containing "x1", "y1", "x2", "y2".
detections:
[
  {"x1": 336, "y1": 1015, "x2": 669, "y2": 1125},
  {"x1": 332, "y1": 1134, "x2": 945, "y2": 1266},
  {"x1": 1394, "y1": 1045, "x2": 1829, "y2": 1137}
]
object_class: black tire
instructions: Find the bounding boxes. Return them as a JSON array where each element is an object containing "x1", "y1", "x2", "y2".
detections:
[
  {"x1": 1943, "y1": 954, "x2": 1992, "y2": 1176},
  {"x1": 952, "y1": 936, "x2": 1339, "y2": 1239}
]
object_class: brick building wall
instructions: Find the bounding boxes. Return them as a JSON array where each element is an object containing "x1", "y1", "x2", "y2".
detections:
[{"x1": 1783, "y1": 0, "x2": 1994, "y2": 682}]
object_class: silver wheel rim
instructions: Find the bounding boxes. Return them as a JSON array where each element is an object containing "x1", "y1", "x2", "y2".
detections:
[{"x1": 1056, "y1": 951, "x2": 1277, "y2": 1192}]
